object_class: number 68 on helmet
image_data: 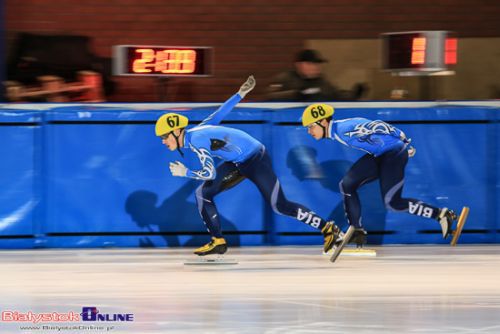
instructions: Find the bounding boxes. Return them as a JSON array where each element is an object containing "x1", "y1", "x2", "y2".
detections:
[{"x1": 301, "y1": 103, "x2": 335, "y2": 127}]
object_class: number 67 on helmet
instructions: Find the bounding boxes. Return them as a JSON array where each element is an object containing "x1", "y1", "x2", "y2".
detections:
[{"x1": 155, "y1": 113, "x2": 189, "y2": 137}]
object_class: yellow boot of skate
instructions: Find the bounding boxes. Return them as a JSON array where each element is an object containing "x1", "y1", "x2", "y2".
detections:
[
  {"x1": 321, "y1": 222, "x2": 343, "y2": 254},
  {"x1": 194, "y1": 237, "x2": 228, "y2": 256}
]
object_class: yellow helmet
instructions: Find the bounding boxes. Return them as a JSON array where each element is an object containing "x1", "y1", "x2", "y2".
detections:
[
  {"x1": 155, "y1": 113, "x2": 189, "y2": 137},
  {"x1": 301, "y1": 103, "x2": 334, "y2": 127}
]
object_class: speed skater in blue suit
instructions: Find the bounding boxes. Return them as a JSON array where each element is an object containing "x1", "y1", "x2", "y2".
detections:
[
  {"x1": 155, "y1": 76, "x2": 343, "y2": 256},
  {"x1": 301, "y1": 103, "x2": 467, "y2": 247}
]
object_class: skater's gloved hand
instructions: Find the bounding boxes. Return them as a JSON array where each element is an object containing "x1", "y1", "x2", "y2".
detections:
[
  {"x1": 169, "y1": 161, "x2": 188, "y2": 177},
  {"x1": 399, "y1": 131, "x2": 411, "y2": 143},
  {"x1": 238, "y1": 75, "x2": 256, "y2": 98},
  {"x1": 408, "y1": 146, "x2": 416, "y2": 158}
]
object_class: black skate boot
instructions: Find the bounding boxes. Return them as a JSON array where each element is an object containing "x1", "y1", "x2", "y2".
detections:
[
  {"x1": 321, "y1": 222, "x2": 343, "y2": 254},
  {"x1": 351, "y1": 228, "x2": 367, "y2": 248},
  {"x1": 437, "y1": 208, "x2": 457, "y2": 238},
  {"x1": 194, "y1": 237, "x2": 228, "y2": 256}
]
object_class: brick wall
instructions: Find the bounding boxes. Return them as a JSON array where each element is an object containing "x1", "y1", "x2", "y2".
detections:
[{"x1": 5, "y1": 0, "x2": 500, "y2": 102}]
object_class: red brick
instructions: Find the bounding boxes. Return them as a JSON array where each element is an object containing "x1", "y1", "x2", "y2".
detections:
[{"x1": 6, "y1": 0, "x2": 500, "y2": 101}]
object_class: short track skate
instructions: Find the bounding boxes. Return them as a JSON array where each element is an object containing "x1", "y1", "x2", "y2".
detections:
[
  {"x1": 184, "y1": 254, "x2": 238, "y2": 265},
  {"x1": 330, "y1": 225, "x2": 356, "y2": 263},
  {"x1": 450, "y1": 206, "x2": 470, "y2": 246}
]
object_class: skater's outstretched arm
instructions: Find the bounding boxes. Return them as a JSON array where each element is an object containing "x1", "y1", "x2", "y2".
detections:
[{"x1": 200, "y1": 75, "x2": 256, "y2": 126}]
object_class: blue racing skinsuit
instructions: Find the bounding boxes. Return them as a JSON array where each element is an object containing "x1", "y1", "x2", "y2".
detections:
[
  {"x1": 181, "y1": 93, "x2": 330, "y2": 238},
  {"x1": 330, "y1": 118, "x2": 440, "y2": 229}
]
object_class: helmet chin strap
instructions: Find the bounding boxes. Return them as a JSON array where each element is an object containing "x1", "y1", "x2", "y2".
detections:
[
  {"x1": 170, "y1": 129, "x2": 185, "y2": 157},
  {"x1": 316, "y1": 120, "x2": 328, "y2": 139}
]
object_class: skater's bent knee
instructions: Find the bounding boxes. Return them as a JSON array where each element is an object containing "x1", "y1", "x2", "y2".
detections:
[
  {"x1": 384, "y1": 198, "x2": 406, "y2": 212},
  {"x1": 339, "y1": 179, "x2": 357, "y2": 196},
  {"x1": 195, "y1": 185, "x2": 216, "y2": 203}
]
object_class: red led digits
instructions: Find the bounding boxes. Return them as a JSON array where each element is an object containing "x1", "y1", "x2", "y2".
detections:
[
  {"x1": 445, "y1": 38, "x2": 457, "y2": 65},
  {"x1": 133, "y1": 49, "x2": 196, "y2": 74},
  {"x1": 411, "y1": 37, "x2": 426, "y2": 65},
  {"x1": 156, "y1": 50, "x2": 196, "y2": 74},
  {"x1": 114, "y1": 45, "x2": 212, "y2": 76},
  {"x1": 132, "y1": 49, "x2": 155, "y2": 73}
]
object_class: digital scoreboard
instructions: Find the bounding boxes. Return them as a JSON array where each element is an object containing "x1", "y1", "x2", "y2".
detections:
[
  {"x1": 113, "y1": 45, "x2": 213, "y2": 77},
  {"x1": 381, "y1": 31, "x2": 457, "y2": 74}
]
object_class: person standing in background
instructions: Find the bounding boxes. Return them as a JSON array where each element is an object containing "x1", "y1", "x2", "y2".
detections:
[{"x1": 267, "y1": 49, "x2": 367, "y2": 102}]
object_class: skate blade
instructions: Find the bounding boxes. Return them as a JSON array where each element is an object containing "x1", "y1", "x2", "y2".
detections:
[
  {"x1": 330, "y1": 225, "x2": 356, "y2": 263},
  {"x1": 324, "y1": 247, "x2": 376, "y2": 257},
  {"x1": 184, "y1": 256, "x2": 238, "y2": 265},
  {"x1": 341, "y1": 248, "x2": 377, "y2": 257},
  {"x1": 450, "y1": 206, "x2": 470, "y2": 246}
]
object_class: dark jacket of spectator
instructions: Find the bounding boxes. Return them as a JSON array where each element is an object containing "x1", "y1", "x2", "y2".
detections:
[{"x1": 267, "y1": 49, "x2": 366, "y2": 102}]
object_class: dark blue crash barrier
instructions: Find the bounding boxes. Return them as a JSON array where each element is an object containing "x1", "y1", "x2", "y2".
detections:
[{"x1": 0, "y1": 103, "x2": 498, "y2": 248}]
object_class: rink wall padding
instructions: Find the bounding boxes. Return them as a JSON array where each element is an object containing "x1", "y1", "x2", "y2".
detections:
[{"x1": 0, "y1": 103, "x2": 498, "y2": 248}]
